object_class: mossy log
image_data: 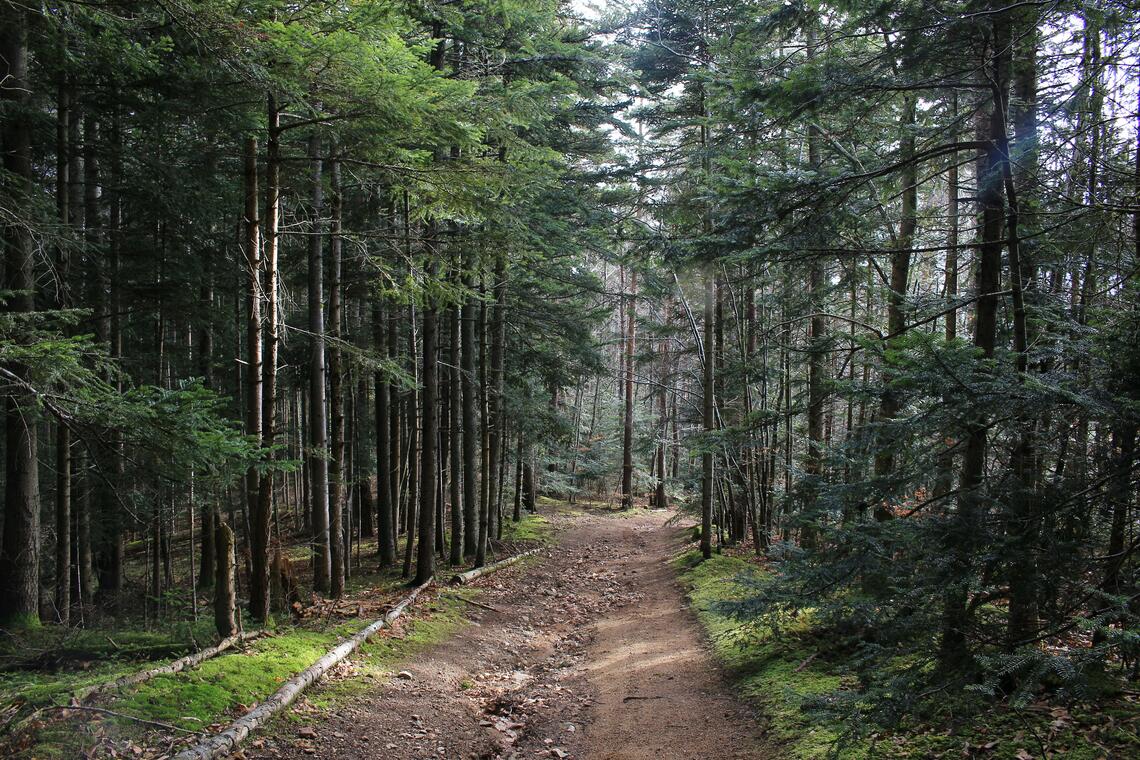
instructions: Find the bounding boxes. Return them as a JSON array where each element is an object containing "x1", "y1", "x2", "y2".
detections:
[
  {"x1": 73, "y1": 631, "x2": 266, "y2": 703},
  {"x1": 171, "y1": 579, "x2": 432, "y2": 760}
]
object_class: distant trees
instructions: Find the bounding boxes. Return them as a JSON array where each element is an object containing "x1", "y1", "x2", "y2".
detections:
[{"x1": 0, "y1": 0, "x2": 621, "y2": 627}]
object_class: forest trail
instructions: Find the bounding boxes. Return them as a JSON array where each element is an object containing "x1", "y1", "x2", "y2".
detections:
[{"x1": 251, "y1": 507, "x2": 768, "y2": 760}]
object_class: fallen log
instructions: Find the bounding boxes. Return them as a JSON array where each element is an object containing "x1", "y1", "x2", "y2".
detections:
[
  {"x1": 74, "y1": 631, "x2": 266, "y2": 703},
  {"x1": 0, "y1": 631, "x2": 268, "y2": 741},
  {"x1": 171, "y1": 579, "x2": 432, "y2": 760},
  {"x1": 449, "y1": 547, "x2": 543, "y2": 585}
]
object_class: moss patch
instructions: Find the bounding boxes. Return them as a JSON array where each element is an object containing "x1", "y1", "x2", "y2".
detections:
[
  {"x1": 674, "y1": 550, "x2": 855, "y2": 759},
  {"x1": 498, "y1": 512, "x2": 553, "y2": 544},
  {"x1": 673, "y1": 550, "x2": 1137, "y2": 759},
  {"x1": 2, "y1": 584, "x2": 475, "y2": 758}
]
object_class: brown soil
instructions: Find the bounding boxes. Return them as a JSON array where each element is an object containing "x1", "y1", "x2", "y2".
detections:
[{"x1": 249, "y1": 508, "x2": 770, "y2": 760}]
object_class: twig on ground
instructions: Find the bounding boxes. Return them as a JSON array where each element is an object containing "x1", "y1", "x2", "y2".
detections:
[
  {"x1": 36, "y1": 705, "x2": 205, "y2": 736},
  {"x1": 441, "y1": 593, "x2": 501, "y2": 613}
]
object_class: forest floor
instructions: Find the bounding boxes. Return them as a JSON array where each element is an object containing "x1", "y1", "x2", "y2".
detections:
[{"x1": 248, "y1": 503, "x2": 770, "y2": 760}]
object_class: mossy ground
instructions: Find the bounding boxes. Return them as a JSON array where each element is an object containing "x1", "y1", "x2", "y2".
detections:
[
  {"x1": 673, "y1": 548, "x2": 1137, "y2": 759},
  {"x1": 0, "y1": 578, "x2": 476, "y2": 758},
  {"x1": 498, "y1": 510, "x2": 554, "y2": 544}
]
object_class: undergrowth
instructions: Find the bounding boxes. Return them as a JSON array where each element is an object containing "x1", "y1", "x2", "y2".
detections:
[
  {"x1": 673, "y1": 548, "x2": 1138, "y2": 759},
  {"x1": 1, "y1": 584, "x2": 476, "y2": 758}
]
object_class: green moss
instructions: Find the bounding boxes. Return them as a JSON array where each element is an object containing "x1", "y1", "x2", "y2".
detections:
[
  {"x1": 0, "y1": 612, "x2": 41, "y2": 630},
  {"x1": 499, "y1": 513, "x2": 553, "y2": 544},
  {"x1": 3, "y1": 588, "x2": 478, "y2": 758},
  {"x1": 0, "y1": 621, "x2": 220, "y2": 708},
  {"x1": 674, "y1": 549, "x2": 1137, "y2": 760},
  {"x1": 674, "y1": 550, "x2": 856, "y2": 758},
  {"x1": 116, "y1": 627, "x2": 359, "y2": 727}
]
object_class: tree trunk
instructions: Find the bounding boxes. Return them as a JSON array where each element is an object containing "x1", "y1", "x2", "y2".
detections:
[
  {"x1": 621, "y1": 269, "x2": 637, "y2": 510},
  {"x1": 487, "y1": 254, "x2": 508, "y2": 543},
  {"x1": 53, "y1": 60, "x2": 72, "y2": 626},
  {"x1": 871, "y1": 95, "x2": 917, "y2": 520},
  {"x1": 214, "y1": 522, "x2": 237, "y2": 638},
  {"x1": 402, "y1": 301, "x2": 420, "y2": 579},
  {"x1": 307, "y1": 134, "x2": 331, "y2": 595},
  {"x1": 0, "y1": 3, "x2": 41, "y2": 626},
  {"x1": 328, "y1": 146, "x2": 345, "y2": 598},
  {"x1": 414, "y1": 261, "x2": 439, "y2": 586},
  {"x1": 700, "y1": 268, "x2": 715, "y2": 560},
  {"x1": 448, "y1": 301, "x2": 464, "y2": 566},
  {"x1": 251, "y1": 96, "x2": 281, "y2": 622},
  {"x1": 462, "y1": 259, "x2": 480, "y2": 561},
  {"x1": 375, "y1": 297, "x2": 397, "y2": 567},
  {"x1": 941, "y1": 21, "x2": 1008, "y2": 664},
  {"x1": 242, "y1": 136, "x2": 262, "y2": 604}
]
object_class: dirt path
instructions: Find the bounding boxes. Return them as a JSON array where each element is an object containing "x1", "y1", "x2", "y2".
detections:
[{"x1": 250, "y1": 509, "x2": 768, "y2": 759}]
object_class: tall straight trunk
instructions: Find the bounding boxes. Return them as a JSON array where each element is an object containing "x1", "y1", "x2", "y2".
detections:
[
  {"x1": 871, "y1": 95, "x2": 918, "y2": 520},
  {"x1": 198, "y1": 251, "x2": 217, "y2": 586},
  {"x1": 461, "y1": 260, "x2": 480, "y2": 561},
  {"x1": 941, "y1": 20, "x2": 1008, "y2": 664},
  {"x1": 242, "y1": 136, "x2": 262, "y2": 599},
  {"x1": 415, "y1": 258, "x2": 440, "y2": 585},
  {"x1": 522, "y1": 450, "x2": 537, "y2": 513},
  {"x1": 1114, "y1": 91, "x2": 1140, "y2": 593},
  {"x1": 53, "y1": 59, "x2": 72, "y2": 625},
  {"x1": 328, "y1": 146, "x2": 346, "y2": 598},
  {"x1": 307, "y1": 134, "x2": 331, "y2": 594},
  {"x1": 1005, "y1": 10, "x2": 1040, "y2": 648},
  {"x1": 945, "y1": 92, "x2": 960, "y2": 343},
  {"x1": 513, "y1": 437, "x2": 524, "y2": 520},
  {"x1": 402, "y1": 302, "x2": 420, "y2": 578},
  {"x1": 655, "y1": 299, "x2": 670, "y2": 511},
  {"x1": 251, "y1": 96, "x2": 281, "y2": 623},
  {"x1": 0, "y1": 4, "x2": 41, "y2": 625},
  {"x1": 104, "y1": 106, "x2": 126, "y2": 594},
  {"x1": 388, "y1": 311, "x2": 401, "y2": 547},
  {"x1": 448, "y1": 302, "x2": 464, "y2": 566},
  {"x1": 479, "y1": 277, "x2": 493, "y2": 548},
  {"x1": 487, "y1": 254, "x2": 508, "y2": 540},
  {"x1": 935, "y1": 93, "x2": 961, "y2": 501},
  {"x1": 802, "y1": 112, "x2": 826, "y2": 545},
  {"x1": 701, "y1": 268, "x2": 715, "y2": 560},
  {"x1": 495, "y1": 417, "x2": 509, "y2": 526},
  {"x1": 374, "y1": 298, "x2": 396, "y2": 566},
  {"x1": 621, "y1": 269, "x2": 637, "y2": 509},
  {"x1": 70, "y1": 100, "x2": 92, "y2": 611}
]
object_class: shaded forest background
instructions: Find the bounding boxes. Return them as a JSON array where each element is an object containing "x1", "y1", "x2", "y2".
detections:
[{"x1": 1, "y1": 0, "x2": 1139, "y2": 746}]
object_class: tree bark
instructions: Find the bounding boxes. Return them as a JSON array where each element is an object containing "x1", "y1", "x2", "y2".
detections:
[
  {"x1": 328, "y1": 145, "x2": 346, "y2": 598},
  {"x1": 374, "y1": 296, "x2": 397, "y2": 567},
  {"x1": 701, "y1": 268, "x2": 715, "y2": 560},
  {"x1": 414, "y1": 260, "x2": 439, "y2": 586},
  {"x1": 621, "y1": 269, "x2": 637, "y2": 509},
  {"x1": 0, "y1": 3, "x2": 41, "y2": 626},
  {"x1": 941, "y1": 18, "x2": 1009, "y2": 664},
  {"x1": 871, "y1": 95, "x2": 918, "y2": 520},
  {"x1": 241, "y1": 137, "x2": 262, "y2": 604},
  {"x1": 487, "y1": 254, "x2": 508, "y2": 540},
  {"x1": 462, "y1": 259, "x2": 480, "y2": 561},
  {"x1": 448, "y1": 300, "x2": 464, "y2": 566},
  {"x1": 251, "y1": 95, "x2": 282, "y2": 622},
  {"x1": 215, "y1": 522, "x2": 237, "y2": 638},
  {"x1": 307, "y1": 134, "x2": 331, "y2": 595}
]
